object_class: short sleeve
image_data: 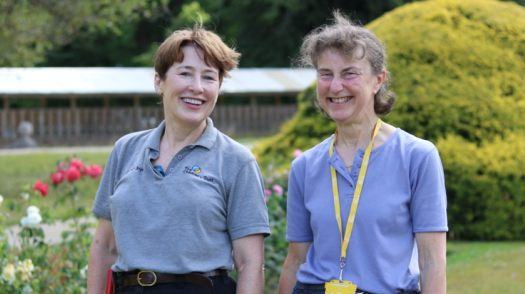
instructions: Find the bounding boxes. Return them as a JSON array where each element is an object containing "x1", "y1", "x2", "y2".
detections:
[
  {"x1": 91, "y1": 147, "x2": 120, "y2": 221},
  {"x1": 410, "y1": 147, "x2": 448, "y2": 233},
  {"x1": 226, "y1": 160, "x2": 270, "y2": 240},
  {"x1": 286, "y1": 158, "x2": 313, "y2": 242}
]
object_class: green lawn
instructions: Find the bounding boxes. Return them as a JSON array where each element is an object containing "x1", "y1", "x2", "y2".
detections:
[
  {"x1": 0, "y1": 152, "x2": 110, "y2": 225},
  {"x1": 447, "y1": 242, "x2": 525, "y2": 293}
]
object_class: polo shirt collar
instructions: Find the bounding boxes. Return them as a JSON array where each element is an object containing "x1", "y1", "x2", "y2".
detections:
[
  {"x1": 144, "y1": 118, "x2": 218, "y2": 152},
  {"x1": 191, "y1": 117, "x2": 218, "y2": 150}
]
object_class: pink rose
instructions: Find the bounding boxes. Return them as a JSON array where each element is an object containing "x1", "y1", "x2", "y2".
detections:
[
  {"x1": 66, "y1": 167, "x2": 81, "y2": 183},
  {"x1": 50, "y1": 172, "x2": 65, "y2": 185},
  {"x1": 70, "y1": 158, "x2": 83, "y2": 169},
  {"x1": 88, "y1": 165, "x2": 103, "y2": 178},
  {"x1": 293, "y1": 149, "x2": 303, "y2": 158},
  {"x1": 272, "y1": 185, "x2": 283, "y2": 196},
  {"x1": 33, "y1": 180, "x2": 49, "y2": 197}
]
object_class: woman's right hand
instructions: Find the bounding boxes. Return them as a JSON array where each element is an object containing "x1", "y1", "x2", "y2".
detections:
[
  {"x1": 87, "y1": 217, "x2": 118, "y2": 294},
  {"x1": 278, "y1": 241, "x2": 312, "y2": 294}
]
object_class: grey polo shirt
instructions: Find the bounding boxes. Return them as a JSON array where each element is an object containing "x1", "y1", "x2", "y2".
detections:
[{"x1": 92, "y1": 118, "x2": 270, "y2": 273}]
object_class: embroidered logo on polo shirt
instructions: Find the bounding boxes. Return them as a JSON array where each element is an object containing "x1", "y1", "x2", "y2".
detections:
[
  {"x1": 192, "y1": 165, "x2": 201, "y2": 173},
  {"x1": 183, "y1": 166, "x2": 213, "y2": 182}
]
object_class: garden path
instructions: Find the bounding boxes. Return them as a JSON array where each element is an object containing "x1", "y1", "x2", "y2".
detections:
[
  {"x1": 5, "y1": 216, "x2": 98, "y2": 246},
  {"x1": 0, "y1": 146, "x2": 113, "y2": 156}
]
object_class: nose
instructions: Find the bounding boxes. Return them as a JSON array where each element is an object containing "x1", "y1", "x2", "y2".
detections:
[
  {"x1": 329, "y1": 76, "x2": 344, "y2": 94},
  {"x1": 189, "y1": 75, "x2": 204, "y2": 94}
]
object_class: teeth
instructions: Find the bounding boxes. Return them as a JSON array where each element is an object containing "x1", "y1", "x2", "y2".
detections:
[
  {"x1": 331, "y1": 97, "x2": 351, "y2": 103},
  {"x1": 182, "y1": 98, "x2": 203, "y2": 105}
]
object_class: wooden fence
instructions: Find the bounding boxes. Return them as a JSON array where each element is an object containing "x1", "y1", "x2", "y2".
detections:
[{"x1": 0, "y1": 105, "x2": 297, "y2": 147}]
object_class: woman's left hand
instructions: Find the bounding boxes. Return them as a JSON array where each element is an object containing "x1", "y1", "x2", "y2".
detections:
[
  {"x1": 232, "y1": 234, "x2": 265, "y2": 294},
  {"x1": 416, "y1": 232, "x2": 447, "y2": 294}
]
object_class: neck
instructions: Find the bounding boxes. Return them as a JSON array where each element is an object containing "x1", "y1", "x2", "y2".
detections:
[
  {"x1": 335, "y1": 114, "x2": 378, "y2": 151},
  {"x1": 162, "y1": 119, "x2": 207, "y2": 151}
]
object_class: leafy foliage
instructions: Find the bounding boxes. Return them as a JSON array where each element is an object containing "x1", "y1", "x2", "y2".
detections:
[
  {"x1": 0, "y1": 156, "x2": 102, "y2": 293},
  {"x1": 438, "y1": 134, "x2": 525, "y2": 240},
  {"x1": 369, "y1": 0, "x2": 525, "y2": 143},
  {"x1": 0, "y1": 0, "x2": 169, "y2": 67}
]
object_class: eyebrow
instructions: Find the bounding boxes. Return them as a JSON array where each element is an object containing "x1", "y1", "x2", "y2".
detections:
[
  {"x1": 176, "y1": 65, "x2": 219, "y2": 74},
  {"x1": 341, "y1": 66, "x2": 359, "y2": 72},
  {"x1": 317, "y1": 66, "x2": 359, "y2": 72}
]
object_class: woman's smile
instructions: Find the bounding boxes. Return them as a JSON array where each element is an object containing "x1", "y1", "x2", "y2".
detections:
[
  {"x1": 181, "y1": 97, "x2": 205, "y2": 108},
  {"x1": 329, "y1": 96, "x2": 353, "y2": 104}
]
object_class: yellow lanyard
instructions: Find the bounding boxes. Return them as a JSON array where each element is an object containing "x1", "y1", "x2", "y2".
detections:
[{"x1": 328, "y1": 118, "x2": 382, "y2": 280}]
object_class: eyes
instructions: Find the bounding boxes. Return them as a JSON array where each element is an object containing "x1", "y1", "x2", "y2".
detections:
[
  {"x1": 318, "y1": 71, "x2": 357, "y2": 79},
  {"x1": 179, "y1": 71, "x2": 218, "y2": 82}
]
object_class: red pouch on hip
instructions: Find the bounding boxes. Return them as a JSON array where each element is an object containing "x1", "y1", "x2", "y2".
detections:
[{"x1": 105, "y1": 269, "x2": 114, "y2": 294}]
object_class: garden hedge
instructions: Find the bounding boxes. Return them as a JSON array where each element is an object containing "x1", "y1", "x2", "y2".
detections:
[
  {"x1": 437, "y1": 134, "x2": 525, "y2": 240},
  {"x1": 255, "y1": 0, "x2": 525, "y2": 240}
]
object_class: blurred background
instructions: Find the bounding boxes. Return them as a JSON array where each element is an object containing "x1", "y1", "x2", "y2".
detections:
[{"x1": 1, "y1": 0, "x2": 525, "y2": 293}]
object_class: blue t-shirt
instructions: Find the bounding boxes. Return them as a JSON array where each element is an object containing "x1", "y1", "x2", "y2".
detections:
[{"x1": 286, "y1": 128, "x2": 448, "y2": 293}]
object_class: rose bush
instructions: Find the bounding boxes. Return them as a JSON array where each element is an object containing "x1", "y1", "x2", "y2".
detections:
[
  {"x1": 255, "y1": 151, "x2": 295, "y2": 294},
  {"x1": 0, "y1": 157, "x2": 103, "y2": 293}
]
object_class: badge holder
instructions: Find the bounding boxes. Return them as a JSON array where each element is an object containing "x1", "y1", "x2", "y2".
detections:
[
  {"x1": 324, "y1": 258, "x2": 357, "y2": 294},
  {"x1": 325, "y1": 280, "x2": 357, "y2": 294}
]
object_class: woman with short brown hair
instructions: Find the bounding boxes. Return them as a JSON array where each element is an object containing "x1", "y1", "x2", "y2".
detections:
[{"x1": 88, "y1": 23, "x2": 270, "y2": 294}]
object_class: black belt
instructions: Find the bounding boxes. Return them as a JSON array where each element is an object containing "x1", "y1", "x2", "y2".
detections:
[
  {"x1": 114, "y1": 269, "x2": 225, "y2": 291},
  {"x1": 296, "y1": 281, "x2": 420, "y2": 294}
]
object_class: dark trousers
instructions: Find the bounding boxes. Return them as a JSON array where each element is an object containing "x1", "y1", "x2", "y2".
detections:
[
  {"x1": 291, "y1": 281, "x2": 420, "y2": 294},
  {"x1": 291, "y1": 284, "x2": 324, "y2": 294},
  {"x1": 114, "y1": 271, "x2": 236, "y2": 294}
]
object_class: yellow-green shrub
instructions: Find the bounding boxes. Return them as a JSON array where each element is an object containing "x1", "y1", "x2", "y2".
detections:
[
  {"x1": 437, "y1": 133, "x2": 525, "y2": 240},
  {"x1": 369, "y1": 0, "x2": 525, "y2": 143}
]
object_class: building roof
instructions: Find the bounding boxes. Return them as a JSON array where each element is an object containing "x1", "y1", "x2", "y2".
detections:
[{"x1": 0, "y1": 67, "x2": 317, "y2": 98}]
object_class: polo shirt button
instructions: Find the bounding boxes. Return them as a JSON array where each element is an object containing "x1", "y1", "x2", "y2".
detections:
[
  {"x1": 169, "y1": 168, "x2": 174, "y2": 173},
  {"x1": 177, "y1": 155, "x2": 183, "y2": 160},
  {"x1": 353, "y1": 173, "x2": 358, "y2": 177},
  {"x1": 357, "y1": 163, "x2": 361, "y2": 168}
]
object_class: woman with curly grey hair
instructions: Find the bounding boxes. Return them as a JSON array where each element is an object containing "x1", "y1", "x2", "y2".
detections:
[{"x1": 279, "y1": 12, "x2": 447, "y2": 294}]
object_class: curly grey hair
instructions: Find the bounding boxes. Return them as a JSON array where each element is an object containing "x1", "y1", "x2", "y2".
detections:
[{"x1": 298, "y1": 11, "x2": 396, "y2": 116}]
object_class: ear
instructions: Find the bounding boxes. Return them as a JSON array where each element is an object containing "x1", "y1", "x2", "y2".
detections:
[
  {"x1": 154, "y1": 72, "x2": 163, "y2": 95},
  {"x1": 373, "y1": 69, "x2": 387, "y2": 95}
]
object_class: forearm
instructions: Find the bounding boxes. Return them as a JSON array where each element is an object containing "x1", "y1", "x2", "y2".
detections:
[
  {"x1": 416, "y1": 232, "x2": 446, "y2": 294},
  {"x1": 233, "y1": 234, "x2": 265, "y2": 294},
  {"x1": 236, "y1": 261, "x2": 265, "y2": 294},
  {"x1": 278, "y1": 258, "x2": 300, "y2": 294},
  {"x1": 420, "y1": 260, "x2": 446, "y2": 294},
  {"x1": 278, "y1": 241, "x2": 311, "y2": 294},
  {"x1": 87, "y1": 218, "x2": 118, "y2": 294},
  {"x1": 87, "y1": 241, "x2": 117, "y2": 294}
]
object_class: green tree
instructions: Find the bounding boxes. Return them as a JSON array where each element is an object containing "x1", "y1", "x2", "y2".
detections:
[
  {"x1": 0, "y1": 0, "x2": 169, "y2": 67},
  {"x1": 36, "y1": 0, "x2": 525, "y2": 68}
]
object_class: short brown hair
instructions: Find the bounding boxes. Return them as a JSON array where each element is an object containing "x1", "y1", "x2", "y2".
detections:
[
  {"x1": 154, "y1": 23, "x2": 240, "y2": 85},
  {"x1": 299, "y1": 11, "x2": 396, "y2": 116}
]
